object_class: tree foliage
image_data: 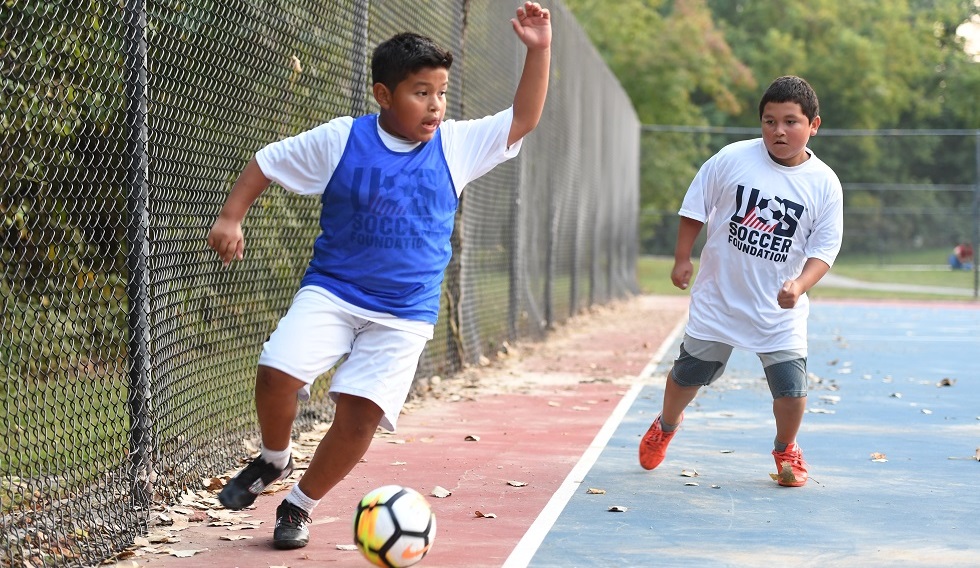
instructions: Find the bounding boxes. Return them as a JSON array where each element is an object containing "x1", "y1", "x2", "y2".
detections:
[{"x1": 565, "y1": 0, "x2": 980, "y2": 254}]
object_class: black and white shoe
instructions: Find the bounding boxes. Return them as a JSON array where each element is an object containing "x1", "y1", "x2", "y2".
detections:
[
  {"x1": 217, "y1": 456, "x2": 294, "y2": 510},
  {"x1": 273, "y1": 499, "x2": 311, "y2": 549}
]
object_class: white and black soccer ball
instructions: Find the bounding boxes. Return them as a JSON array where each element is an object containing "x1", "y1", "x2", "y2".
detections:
[
  {"x1": 756, "y1": 198, "x2": 786, "y2": 224},
  {"x1": 354, "y1": 485, "x2": 436, "y2": 568}
]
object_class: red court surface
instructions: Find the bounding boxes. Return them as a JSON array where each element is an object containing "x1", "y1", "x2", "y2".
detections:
[{"x1": 122, "y1": 295, "x2": 689, "y2": 568}]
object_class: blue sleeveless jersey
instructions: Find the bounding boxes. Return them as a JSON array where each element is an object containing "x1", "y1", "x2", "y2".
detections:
[{"x1": 300, "y1": 115, "x2": 458, "y2": 324}]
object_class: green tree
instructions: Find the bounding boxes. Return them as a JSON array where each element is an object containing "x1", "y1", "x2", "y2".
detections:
[
  {"x1": 564, "y1": 0, "x2": 754, "y2": 251},
  {"x1": 567, "y1": 0, "x2": 980, "y2": 254}
]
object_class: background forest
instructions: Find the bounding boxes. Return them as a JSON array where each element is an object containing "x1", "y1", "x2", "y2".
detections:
[{"x1": 564, "y1": 0, "x2": 980, "y2": 256}]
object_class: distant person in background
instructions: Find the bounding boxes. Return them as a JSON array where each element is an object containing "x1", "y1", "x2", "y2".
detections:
[{"x1": 949, "y1": 242, "x2": 974, "y2": 270}]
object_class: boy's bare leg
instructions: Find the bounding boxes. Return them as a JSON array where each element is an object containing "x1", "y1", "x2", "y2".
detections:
[
  {"x1": 661, "y1": 371, "x2": 700, "y2": 425},
  {"x1": 255, "y1": 365, "x2": 304, "y2": 451},
  {"x1": 772, "y1": 396, "x2": 806, "y2": 445},
  {"x1": 298, "y1": 393, "x2": 384, "y2": 499}
]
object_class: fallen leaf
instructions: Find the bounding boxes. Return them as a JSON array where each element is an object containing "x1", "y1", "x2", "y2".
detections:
[
  {"x1": 464, "y1": 435, "x2": 480, "y2": 442},
  {"x1": 507, "y1": 480, "x2": 527, "y2": 487},
  {"x1": 475, "y1": 511, "x2": 497, "y2": 518},
  {"x1": 769, "y1": 463, "x2": 801, "y2": 485},
  {"x1": 586, "y1": 488, "x2": 606, "y2": 494},
  {"x1": 336, "y1": 544, "x2": 358, "y2": 551},
  {"x1": 870, "y1": 452, "x2": 888, "y2": 462},
  {"x1": 431, "y1": 486, "x2": 452, "y2": 498},
  {"x1": 147, "y1": 533, "x2": 180, "y2": 544},
  {"x1": 608, "y1": 506, "x2": 628, "y2": 512},
  {"x1": 168, "y1": 549, "x2": 206, "y2": 558}
]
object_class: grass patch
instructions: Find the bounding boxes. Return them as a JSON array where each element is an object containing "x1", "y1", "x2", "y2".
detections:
[{"x1": 637, "y1": 254, "x2": 978, "y2": 301}]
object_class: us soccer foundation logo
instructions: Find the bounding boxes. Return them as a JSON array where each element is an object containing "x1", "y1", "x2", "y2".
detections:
[{"x1": 728, "y1": 185, "x2": 803, "y2": 262}]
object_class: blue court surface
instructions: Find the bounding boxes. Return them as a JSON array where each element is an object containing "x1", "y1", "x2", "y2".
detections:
[{"x1": 504, "y1": 302, "x2": 980, "y2": 568}]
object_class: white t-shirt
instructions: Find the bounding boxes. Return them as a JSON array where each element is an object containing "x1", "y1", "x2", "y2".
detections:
[
  {"x1": 255, "y1": 108, "x2": 522, "y2": 338},
  {"x1": 679, "y1": 138, "x2": 843, "y2": 352}
]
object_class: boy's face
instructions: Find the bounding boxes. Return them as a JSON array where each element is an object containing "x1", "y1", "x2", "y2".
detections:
[
  {"x1": 760, "y1": 101, "x2": 820, "y2": 167},
  {"x1": 374, "y1": 66, "x2": 449, "y2": 143}
]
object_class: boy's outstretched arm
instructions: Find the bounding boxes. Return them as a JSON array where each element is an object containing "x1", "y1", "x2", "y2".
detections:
[
  {"x1": 207, "y1": 157, "x2": 271, "y2": 266},
  {"x1": 509, "y1": 2, "x2": 552, "y2": 147}
]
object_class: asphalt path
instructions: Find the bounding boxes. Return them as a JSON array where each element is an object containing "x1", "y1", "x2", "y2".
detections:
[{"x1": 515, "y1": 301, "x2": 980, "y2": 568}]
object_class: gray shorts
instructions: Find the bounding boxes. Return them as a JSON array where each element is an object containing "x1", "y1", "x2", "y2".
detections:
[{"x1": 670, "y1": 334, "x2": 808, "y2": 398}]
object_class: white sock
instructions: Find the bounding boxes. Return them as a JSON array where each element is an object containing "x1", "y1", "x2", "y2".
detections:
[
  {"x1": 286, "y1": 484, "x2": 320, "y2": 514},
  {"x1": 260, "y1": 444, "x2": 292, "y2": 470}
]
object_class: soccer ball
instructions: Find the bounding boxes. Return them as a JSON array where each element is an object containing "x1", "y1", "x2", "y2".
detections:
[
  {"x1": 756, "y1": 198, "x2": 786, "y2": 224},
  {"x1": 353, "y1": 485, "x2": 436, "y2": 568}
]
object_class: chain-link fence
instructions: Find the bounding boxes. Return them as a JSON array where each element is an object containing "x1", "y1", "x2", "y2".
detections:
[
  {"x1": 0, "y1": 1, "x2": 639, "y2": 565},
  {"x1": 640, "y1": 126, "x2": 980, "y2": 296}
]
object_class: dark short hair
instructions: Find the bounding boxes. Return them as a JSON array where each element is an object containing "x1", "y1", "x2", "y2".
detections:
[
  {"x1": 758, "y1": 75, "x2": 819, "y2": 121},
  {"x1": 371, "y1": 32, "x2": 453, "y2": 92}
]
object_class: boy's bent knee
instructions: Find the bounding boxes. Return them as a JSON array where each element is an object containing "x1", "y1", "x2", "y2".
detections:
[
  {"x1": 257, "y1": 365, "x2": 306, "y2": 393},
  {"x1": 764, "y1": 358, "x2": 808, "y2": 398}
]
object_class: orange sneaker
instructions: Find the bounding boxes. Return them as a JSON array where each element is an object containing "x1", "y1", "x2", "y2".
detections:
[
  {"x1": 639, "y1": 414, "x2": 682, "y2": 470},
  {"x1": 771, "y1": 443, "x2": 809, "y2": 487}
]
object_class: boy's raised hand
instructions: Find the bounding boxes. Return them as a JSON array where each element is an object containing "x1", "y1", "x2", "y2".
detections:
[{"x1": 511, "y1": 2, "x2": 552, "y2": 49}]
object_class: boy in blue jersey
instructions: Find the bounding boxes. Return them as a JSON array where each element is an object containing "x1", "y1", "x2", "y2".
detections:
[{"x1": 206, "y1": 3, "x2": 551, "y2": 550}]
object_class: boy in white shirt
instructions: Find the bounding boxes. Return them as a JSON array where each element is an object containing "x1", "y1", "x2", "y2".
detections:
[
  {"x1": 206, "y1": 2, "x2": 551, "y2": 549},
  {"x1": 639, "y1": 75, "x2": 844, "y2": 487}
]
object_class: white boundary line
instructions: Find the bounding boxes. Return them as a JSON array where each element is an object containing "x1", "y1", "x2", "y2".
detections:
[{"x1": 501, "y1": 316, "x2": 687, "y2": 568}]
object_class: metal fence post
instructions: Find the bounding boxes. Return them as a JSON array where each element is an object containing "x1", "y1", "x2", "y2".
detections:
[
  {"x1": 974, "y1": 130, "x2": 979, "y2": 299},
  {"x1": 124, "y1": 0, "x2": 154, "y2": 519}
]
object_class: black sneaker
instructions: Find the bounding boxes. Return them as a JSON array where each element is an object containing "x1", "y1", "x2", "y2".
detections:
[
  {"x1": 217, "y1": 456, "x2": 294, "y2": 510},
  {"x1": 273, "y1": 499, "x2": 311, "y2": 549}
]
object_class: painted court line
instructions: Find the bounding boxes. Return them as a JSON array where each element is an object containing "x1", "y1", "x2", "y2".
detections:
[{"x1": 501, "y1": 316, "x2": 687, "y2": 567}]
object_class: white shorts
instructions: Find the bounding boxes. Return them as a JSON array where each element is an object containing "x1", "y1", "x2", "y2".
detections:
[{"x1": 258, "y1": 286, "x2": 429, "y2": 431}]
